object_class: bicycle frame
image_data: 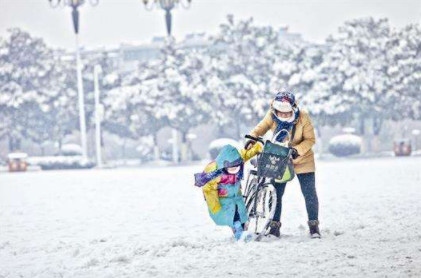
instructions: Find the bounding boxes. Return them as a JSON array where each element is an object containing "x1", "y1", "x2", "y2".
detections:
[{"x1": 243, "y1": 132, "x2": 293, "y2": 237}]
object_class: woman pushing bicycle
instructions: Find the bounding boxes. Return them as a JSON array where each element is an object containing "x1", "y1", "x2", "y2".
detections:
[{"x1": 245, "y1": 91, "x2": 321, "y2": 238}]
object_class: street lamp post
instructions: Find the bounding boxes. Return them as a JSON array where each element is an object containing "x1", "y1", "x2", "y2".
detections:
[
  {"x1": 49, "y1": 0, "x2": 99, "y2": 159},
  {"x1": 142, "y1": 0, "x2": 192, "y2": 36},
  {"x1": 142, "y1": 0, "x2": 192, "y2": 163},
  {"x1": 93, "y1": 65, "x2": 103, "y2": 167}
]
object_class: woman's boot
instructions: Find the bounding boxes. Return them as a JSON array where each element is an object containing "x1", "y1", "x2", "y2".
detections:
[
  {"x1": 308, "y1": 220, "x2": 321, "y2": 238},
  {"x1": 267, "y1": 221, "x2": 281, "y2": 238}
]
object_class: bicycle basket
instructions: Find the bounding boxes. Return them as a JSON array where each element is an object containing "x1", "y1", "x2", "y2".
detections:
[{"x1": 257, "y1": 141, "x2": 295, "y2": 182}]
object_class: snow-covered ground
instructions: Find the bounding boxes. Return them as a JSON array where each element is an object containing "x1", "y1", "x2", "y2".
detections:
[{"x1": 1, "y1": 157, "x2": 420, "y2": 278}]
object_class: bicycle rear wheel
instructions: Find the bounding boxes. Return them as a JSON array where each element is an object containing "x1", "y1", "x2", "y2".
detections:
[{"x1": 246, "y1": 183, "x2": 277, "y2": 237}]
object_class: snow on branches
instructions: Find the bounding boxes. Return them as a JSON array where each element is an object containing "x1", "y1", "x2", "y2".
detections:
[{"x1": 1, "y1": 17, "x2": 420, "y2": 155}]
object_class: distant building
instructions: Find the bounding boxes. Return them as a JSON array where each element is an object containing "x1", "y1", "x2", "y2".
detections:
[
  {"x1": 60, "y1": 29, "x2": 302, "y2": 73},
  {"x1": 117, "y1": 33, "x2": 208, "y2": 73},
  {"x1": 278, "y1": 26, "x2": 303, "y2": 42},
  {"x1": 118, "y1": 36, "x2": 165, "y2": 72}
]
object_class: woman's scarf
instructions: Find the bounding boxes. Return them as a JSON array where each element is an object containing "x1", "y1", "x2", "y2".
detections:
[{"x1": 272, "y1": 108, "x2": 300, "y2": 143}]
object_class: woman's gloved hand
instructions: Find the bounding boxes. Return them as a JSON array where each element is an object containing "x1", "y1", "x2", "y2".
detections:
[
  {"x1": 244, "y1": 139, "x2": 256, "y2": 150},
  {"x1": 291, "y1": 148, "x2": 299, "y2": 159}
]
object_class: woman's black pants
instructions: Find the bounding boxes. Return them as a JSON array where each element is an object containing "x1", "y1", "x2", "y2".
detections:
[{"x1": 272, "y1": 172, "x2": 319, "y2": 222}]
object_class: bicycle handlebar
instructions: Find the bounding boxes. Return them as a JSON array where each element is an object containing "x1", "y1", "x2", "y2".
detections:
[
  {"x1": 245, "y1": 134, "x2": 265, "y2": 144},
  {"x1": 246, "y1": 130, "x2": 291, "y2": 148}
]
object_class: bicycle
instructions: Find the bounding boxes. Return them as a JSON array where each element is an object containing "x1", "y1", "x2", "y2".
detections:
[{"x1": 243, "y1": 130, "x2": 296, "y2": 240}]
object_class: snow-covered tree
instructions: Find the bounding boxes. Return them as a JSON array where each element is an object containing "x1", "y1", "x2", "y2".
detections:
[
  {"x1": 145, "y1": 39, "x2": 211, "y2": 161},
  {"x1": 387, "y1": 23, "x2": 421, "y2": 121},
  {"x1": 306, "y1": 42, "x2": 355, "y2": 129},
  {"x1": 42, "y1": 57, "x2": 79, "y2": 153},
  {"x1": 103, "y1": 77, "x2": 167, "y2": 162},
  {"x1": 207, "y1": 15, "x2": 280, "y2": 138},
  {"x1": 0, "y1": 29, "x2": 59, "y2": 151},
  {"x1": 316, "y1": 18, "x2": 394, "y2": 151},
  {"x1": 271, "y1": 40, "x2": 339, "y2": 134},
  {"x1": 281, "y1": 44, "x2": 319, "y2": 96},
  {"x1": 81, "y1": 52, "x2": 122, "y2": 132}
]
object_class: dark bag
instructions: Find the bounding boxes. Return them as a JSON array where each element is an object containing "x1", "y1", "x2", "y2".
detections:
[
  {"x1": 257, "y1": 125, "x2": 297, "y2": 182},
  {"x1": 257, "y1": 141, "x2": 294, "y2": 182}
]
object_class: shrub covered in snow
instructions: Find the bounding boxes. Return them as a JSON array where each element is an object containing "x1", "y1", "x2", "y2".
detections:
[
  {"x1": 328, "y1": 134, "x2": 362, "y2": 157},
  {"x1": 61, "y1": 144, "x2": 83, "y2": 156},
  {"x1": 209, "y1": 138, "x2": 240, "y2": 160},
  {"x1": 28, "y1": 156, "x2": 95, "y2": 170}
]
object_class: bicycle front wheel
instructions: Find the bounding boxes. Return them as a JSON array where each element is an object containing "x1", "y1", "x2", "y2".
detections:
[{"x1": 246, "y1": 183, "x2": 277, "y2": 237}]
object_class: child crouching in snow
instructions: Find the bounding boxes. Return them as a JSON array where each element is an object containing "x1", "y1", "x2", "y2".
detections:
[{"x1": 194, "y1": 143, "x2": 262, "y2": 240}]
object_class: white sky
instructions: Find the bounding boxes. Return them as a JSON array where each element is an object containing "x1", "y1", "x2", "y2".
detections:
[{"x1": 0, "y1": 0, "x2": 420, "y2": 49}]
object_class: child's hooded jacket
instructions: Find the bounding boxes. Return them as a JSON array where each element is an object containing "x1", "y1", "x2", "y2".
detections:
[{"x1": 201, "y1": 143, "x2": 262, "y2": 227}]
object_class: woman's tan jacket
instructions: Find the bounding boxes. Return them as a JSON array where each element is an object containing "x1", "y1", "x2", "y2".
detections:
[{"x1": 250, "y1": 109, "x2": 316, "y2": 174}]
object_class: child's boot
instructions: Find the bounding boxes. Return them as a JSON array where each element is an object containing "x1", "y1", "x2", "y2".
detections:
[{"x1": 233, "y1": 221, "x2": 244, "y2": 241}]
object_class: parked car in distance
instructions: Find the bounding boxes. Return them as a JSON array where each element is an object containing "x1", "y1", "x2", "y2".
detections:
[{"x1": 7, "y1": 152, "x2": 28, "y2": 172}]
